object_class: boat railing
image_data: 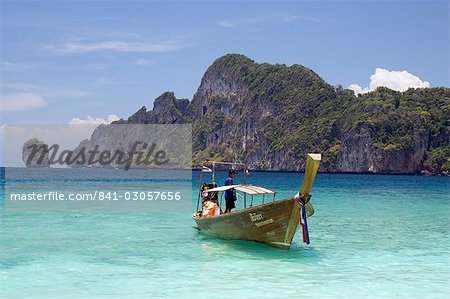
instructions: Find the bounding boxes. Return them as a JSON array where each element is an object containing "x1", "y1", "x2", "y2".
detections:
[
  {"x1": 236, "y1": 190, "x2": 277, "y2": 208},
  {"x1": 202, "y1": 184, "x2": 277, "y2": 210}
]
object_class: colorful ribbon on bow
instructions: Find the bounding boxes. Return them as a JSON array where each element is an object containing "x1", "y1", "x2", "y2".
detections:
[{"x1": 294, "y1": 192, "x2": 310, "y2": 245}]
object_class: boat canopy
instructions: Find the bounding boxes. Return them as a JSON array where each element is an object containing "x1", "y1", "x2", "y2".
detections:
[{"x1": 204, "y1": 184, "x2": 275, "y2": 195}]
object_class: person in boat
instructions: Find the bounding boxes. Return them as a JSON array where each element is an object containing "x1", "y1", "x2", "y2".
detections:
[
  {"x1": 224, "y1": 169, "x2": 237, "y2": 213},
  {"x1": 200, "y1": 183, "x2": 221, "y2": 218},
  {"x1": 201, "y1": 190, "x2": 220, "y2": 218},
  {"x1": 201, "y1": 197, "x2": 220, "y2": 218},
  {"x1": 201, "y1": 183, "x2": 218, "y2": 203}
]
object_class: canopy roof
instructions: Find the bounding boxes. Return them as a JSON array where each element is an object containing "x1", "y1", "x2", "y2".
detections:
[{"x1": 204, "y1": 184, "x2": 275, "y2": 195}]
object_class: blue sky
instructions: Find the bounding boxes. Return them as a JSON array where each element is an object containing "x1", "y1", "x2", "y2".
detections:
[{"x1": 1, "y1": 0, "x2": 448, "y2": 124}]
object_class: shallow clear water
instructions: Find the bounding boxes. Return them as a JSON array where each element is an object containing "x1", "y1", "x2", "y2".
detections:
[{"x1": 1, "y1": 168, "x2": 449, "y2": 298}]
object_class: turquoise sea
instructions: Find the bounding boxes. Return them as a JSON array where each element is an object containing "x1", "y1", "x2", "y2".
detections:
[{"x1": 0, "y1": 168, "x2": 449, "y2": 298}]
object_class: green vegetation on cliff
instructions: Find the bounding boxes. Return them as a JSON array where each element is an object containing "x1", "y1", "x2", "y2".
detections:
[
  {"x1": 190, "y1": 54, "x2": 449, "y2": 173},
  {"x1": 115, "y1": 54, "x2": 450, "y2": 174}
]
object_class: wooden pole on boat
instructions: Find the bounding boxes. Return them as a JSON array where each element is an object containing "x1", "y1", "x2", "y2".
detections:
[
  {"x1": 284, "y1": 154, "x2": 321, "y2": 246},
  {"x1": 297, "y1": 153, "x2": 321, "y2": 245},
  {"x1": 196, "y1": 163, "x2": 205, "y2": 212},
  {"x1": 243, "y1": 165, "x2": 247, "y2": 208},
  {"x1": 299, "y1": 154, "x2": 321, "y2": 201}
]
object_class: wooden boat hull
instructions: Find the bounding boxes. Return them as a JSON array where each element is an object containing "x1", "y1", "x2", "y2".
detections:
[{"x1": 194, "y1": 198, "x2": 313, "y2": 249}]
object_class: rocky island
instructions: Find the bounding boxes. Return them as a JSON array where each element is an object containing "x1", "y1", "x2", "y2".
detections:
[
  {"x1": 22, "y1": 138, "x2": 50, "y2": 167},
  {"x1": 107, "y1": 54, "x2": 449, "y2": 175}
]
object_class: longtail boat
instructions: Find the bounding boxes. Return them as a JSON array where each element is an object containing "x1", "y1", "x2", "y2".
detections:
[{"x1": 193, "y1": 154, "x2": 321, "y2": 249}]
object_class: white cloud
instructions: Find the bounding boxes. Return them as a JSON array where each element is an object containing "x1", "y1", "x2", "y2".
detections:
[
  {"x1": 218, "y1": 13, "x2": 319, "y2": 28},
  {"x1": 348, "y1": 68, "x2": 430, "y2": 95},
  {"x1": 0, "y1": 93, "x2": 47, "y2": 111},
  {"x1": 133, "y1": 59, "x2": 155, "y2": 66},
  {"x1": 281, "y1": 15, "x2": 320, "y2": 22},
  {"x1": 46, "y1": 40, "x2": 185, "y2": 54},
  {"x1": 1, "y1": 82, "x2": 89, "y2": 98},
  {"x1": 45, "y1": 89, "x2": 89, "y2": 98},
  {"x1": 68, "y1": 114, "x2": 120, "y2": 125},
  {"x1": 347, "y1": 84, "x2": 369, "y2": 95},
  {"x1": 0, "y1": 61, "x2": 35, "y2": 72},
  {"x1": 218, "y1": 21, "x2": 235, "y2": 28}
]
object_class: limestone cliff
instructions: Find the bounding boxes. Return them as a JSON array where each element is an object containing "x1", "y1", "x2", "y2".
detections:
[
  {"x1": 337, "y1": 121, "x2": 429, "y2": 173},
  {"x1": 110, "y1": 54, "x2": 450, "y2": 174}
]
